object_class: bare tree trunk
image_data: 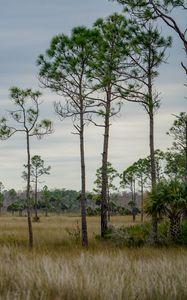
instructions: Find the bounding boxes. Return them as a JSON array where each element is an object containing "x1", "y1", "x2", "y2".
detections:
[
  {"x1": 80, "y1": 110, "x2": 88, "y2": 247},
  {"x1": 101, "y1": 97, "x2": 110, "y2": 237},
  {"x1": 45, "y1": 207, "x2": 48, "y2": 217},
  {"x1": 34, "y1": 175, "x2": 39, "y2": 220},
  {"x1": 185, "y1": 120, "x2": 187, "y2": 182},
  {"x1": 132, "y1": 213, "x2": 136, "y2": 222},
  {"x1": 107, "y1": 185, "x2": 110, "y2": 222},
  {"x1": 147, "y1": 49, "x2": 157, "y2": 242},
  {"x1": 26, "y1": 131, "x2": 33, "y2": 249},
  {"x1": 133, "y1": 179, "x2": 136, "y2": 222},
  {"x1": 149, "y1": 112, "x2": 156, "y2": 185},
  {"x1": 149, "y1": 105, "x2": 157, "y2": 243},
  {"x1": 140, "y1": 180, "x2": 144, "y2": 223}
]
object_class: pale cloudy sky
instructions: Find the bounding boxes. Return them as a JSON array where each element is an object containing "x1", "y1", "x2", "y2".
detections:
[{"x1": 0, "y1": 0, "x2": 186, "y2": 192}]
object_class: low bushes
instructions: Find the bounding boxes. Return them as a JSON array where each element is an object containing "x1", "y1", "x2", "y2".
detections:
[
  {"x1": 105, "y1": 223, "x2": 150, "y2": 247},
  {"x1": 104, "y1": 220, "x2": 187, "y2": 247}
]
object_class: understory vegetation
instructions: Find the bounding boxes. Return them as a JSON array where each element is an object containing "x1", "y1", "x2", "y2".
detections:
[{"x1": 0, "y1": 215, "x2": 187, "y2": 300}]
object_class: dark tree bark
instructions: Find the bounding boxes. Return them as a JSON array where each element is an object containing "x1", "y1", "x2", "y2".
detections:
[
  {"x1": 26, "y1": 131, "x2": 33, "y2": 249},
  {"x1": 185, "y1": 120, "x2": 187, "y2": 182},
  {"x1": 34, "y1": 172, "x2": 39, "y2": 221},
  {"x1": 148, "y1": 71, "x2": 158, "y2": 243},
  {"x1": 80, "y1": 106, "x2": 88, "y2": 247},
  {"x1": 140, "y1": 175, "x2": 144, "y2": 223},
  {"x1": 101, "y1": 94, "x2": 111, "y2": 237}
]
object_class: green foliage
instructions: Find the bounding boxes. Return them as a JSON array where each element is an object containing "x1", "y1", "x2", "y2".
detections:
[
  {"x1": 145, "y1": 179, "x2": 187, "y2": 241},
  {"x1": 8, "y1": 189, "x2": 17, "y2": 201},
  {"x1": 0, "y1": 87, "x2": 53, "y2": 141},
  {"x1": 158, "y1": 219, "x2": 187, "y2": 246},
  {"x1": 105, "y1": 219, "x2": 187, "y2": 247},
  {"x1": 86, "y1": 206, "x2": 100, "y2": 216},
  {"x1": 0, "y1": 118, "x2": 11, "y2": 139},
  {"x1": 121, "y1": 150, "x2": 166, "y2": 191},
  {"x1": 177, "y1": 220, "x2": 187, "y2": 245},
  {"x1": 124, "y1": 147, "x2": 185, "y2": 185},
  {"x1": 7, "y1": 199, "x2": 26, "y2": 213},
  {"x1": 116, "y1": 0, "x2": 186, "y2": 19},
  {"x1": 40, "y1": 187, "x2": 80, "y2": 212},
  {"x1": 92, "y1": 14, "x2": 134, "y2": 88},
  {"x1": 145, "y1": 180, "x2": 187, "y2": 216},
  {"x1": 52, "y1": 189, "x2": 79, "y2": 211},
  {"x1": 38, "y1": 26, "x2": 100, "y2": 122},
  {"x1": 33, "y1": 216, "x2": 40, "y2": 222},
  {"x1": 121, "y1": 163, "x2": 141, "y2": 216},
  {"x1": 116, "y1": 16, "x2": 172, "y2": 117},
  {"x1": 164, "y1": 150, "x2": 186, "y2": 181},
  {"x1": 167, "y1": 112, "x2": 187, "y2": 153},
  {"x1": 93, "y1": 162, "x2": 119, "y2": 194},
  {"x1": 105, "y1": 223, "x2": 150, "y2": 246},
  {"x1": 22, "y1": 155, "x2": 51, "y2": 182},
  {"x1": 116, "y1": 206, "x2": 131, "y2": 215},
  {"x1": 65, "y1": 222, "x2": 81, "y2": 243},
  {"x1": 115, "y1": 0, "x2": 186, "y2": 73},
  {"x1": 41, "y1": 185, "x2": 51, "y2": 200}
]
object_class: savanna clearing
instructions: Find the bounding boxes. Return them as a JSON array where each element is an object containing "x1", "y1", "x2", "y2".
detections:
[{"x1": 0, "y1": 214, "x2": 187, "y2": 300}]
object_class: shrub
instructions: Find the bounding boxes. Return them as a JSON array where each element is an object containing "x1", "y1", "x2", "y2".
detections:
[
  {"x1": 105, "y1": 223, "x2": 150, "y2": 247},
  {"x1": 65, "y1": 222, "x2": 81, "y2": 243},
  {"x1": 33, "y1": 216, "x2": 40, "y2": 222},
  {"x1": 116, "y1": 206, "x2": 131, "y2": 216},
  {"x1": 145, "y1": 180, "x2": 187, "y2": 242},
  {"x1": 86, "y1": 207, "x2": 100, "y2": 216},
  {"x1": 176, "y1": 220, "x2": 187, "y2": 245}
]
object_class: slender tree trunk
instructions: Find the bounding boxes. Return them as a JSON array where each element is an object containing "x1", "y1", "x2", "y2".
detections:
[
  {"x1": 148, "y1": 56, "x2": 158, "y2": 242},
  {"x1": 132, "y1": 212, "x2": 135, "y2": 222},
  {"x1": 26, "y1": 132, "x2": 33, "y2": 249},
  {"x1": 185, "y1": 120, "x2": 187, "y2": 182},
  {"x1": 147, "y1": 33, "x2": 157, "y2": 242},
  {"x1": 150, "y1": 110, "x2": 158, "y2": 242},
  {"x1": 133, "y1": 179, "x2": 136, "y2": 222},
  {"x1": 130, "y1": 180, "x2": 136, "y2": 222},
  {"x1": 34, "y1": 175, "x2": 39, "y2": 220},
  {"x1": 181, "y1": 120, "x2": 187, "y2": 221},
  {"x1": 140, "y1": 176, "x2": 144, "y2": 223},
  {"x1": 149, "y1": 110, "x2": 158, "y2": 241},
  {"x1": 45, "y1": 207, "x2": 48, "y2": 217},
  {"x1": 149, "y1": 112, "x2": 156, "y2": 185},
  {"x1": 107, "y1": 185, "x2": 110, "y2": 222},
  {"x1": 101, "y1": 95, "x2": 110, "y2": 237},
  {"x1": 80, "y1": 109, "x2": 88, "y2": 247}
]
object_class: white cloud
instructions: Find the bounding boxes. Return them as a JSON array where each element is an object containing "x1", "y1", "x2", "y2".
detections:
[{"x1": 0, "y1": 1, "x2": 186, "y2": 191}]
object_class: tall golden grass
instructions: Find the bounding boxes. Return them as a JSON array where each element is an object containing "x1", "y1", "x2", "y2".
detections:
[{"x1": 0, "y1": 214, "x2": 187, "y2": 299}]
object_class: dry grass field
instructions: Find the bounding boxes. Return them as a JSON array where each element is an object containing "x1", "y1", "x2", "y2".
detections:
[{"x1": 0, "y1": 214, "x2": 187, "y2": 299}]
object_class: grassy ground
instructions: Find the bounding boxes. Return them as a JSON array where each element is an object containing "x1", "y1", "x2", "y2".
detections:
[{"x1": 0, "y1": 214, "x2": 187, "y2": 299}]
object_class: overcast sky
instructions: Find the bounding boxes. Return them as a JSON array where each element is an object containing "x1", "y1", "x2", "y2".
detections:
[{"x1": 0, "y1": 0, "x2": 186, "y2": 192}]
